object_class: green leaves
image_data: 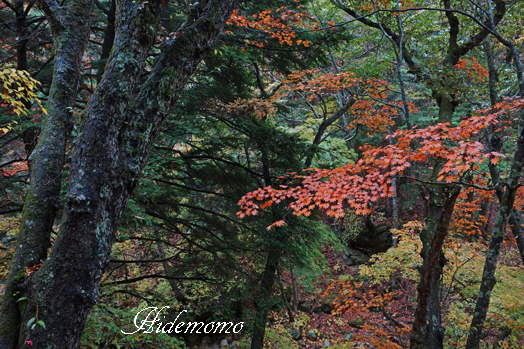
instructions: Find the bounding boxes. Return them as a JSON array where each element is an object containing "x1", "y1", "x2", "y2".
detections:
[{"x1": 26, "y1": 317, "x2": 45, "y2": 330}]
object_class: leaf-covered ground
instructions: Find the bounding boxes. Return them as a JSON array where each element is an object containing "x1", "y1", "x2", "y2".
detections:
[{"x1": 255, "y1": 235, "x2": 524, "y2": 349}]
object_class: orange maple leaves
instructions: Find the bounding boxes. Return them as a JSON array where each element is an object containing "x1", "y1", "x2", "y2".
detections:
[
  {"x1": 274, "y1": 68, "x2": 407, "y2": 132},
  {"x1": 454, "y1": 57, "x2": 489, "y2": 82},
  {"x1": 226, "y1": 2, "x2": 340, "y2": 50},
  {"x1": 227, "y1": 5, "x2": 313, "y2": 48},
  {"x1": 238, "y1": 99, "x2": 524, "y2": 223},
  {"x1": 275, "y1": 69, "x2": 358, "y2": 96}
]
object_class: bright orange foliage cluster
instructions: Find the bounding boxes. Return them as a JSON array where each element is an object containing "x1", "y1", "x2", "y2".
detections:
[
  {"x1": 227, "y1": 3, "x2": 323, "y2": 49},
  {"x1": 1, "y1": 160, "x2": 28, "y2": 177},
  {"x1": 325, "y1": 280, "x2": 397, "y2": 314},
  {"x1": 274, "y1": 69, "x2": 357, "y2": 97},
  {"x1": 237, "y1": 99, "x2": 524, "y2": 225},
  {"x1": 449, "y1": 180, "x2": 492, "y2": 237},
  {"x1": 454, "y1": 57, "x2": 489, "y2": 82}
]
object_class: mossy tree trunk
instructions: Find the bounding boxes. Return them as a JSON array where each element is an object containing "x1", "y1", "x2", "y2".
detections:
[
  {"x1": 0, "y1": 0, "x2": 93, "y2": 345},
  {"x1": 0, "y1": 0, "x2": 239, "y2": 348},
  {"x1": 410, "y1": 186, "x2": 461, "y2": 349}
]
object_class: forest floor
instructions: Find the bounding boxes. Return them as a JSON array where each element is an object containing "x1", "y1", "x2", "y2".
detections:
[{"x1": 262, "y1": 241, "x2": 524, "y2": 349}]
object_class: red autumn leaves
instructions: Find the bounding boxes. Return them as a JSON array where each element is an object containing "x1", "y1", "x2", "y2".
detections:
[{"x1": 238, "y1": 99, "x2": 524, "y2": 228}]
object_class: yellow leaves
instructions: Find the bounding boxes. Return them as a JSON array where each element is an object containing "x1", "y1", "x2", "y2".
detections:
[
  {"x1": 0, "y1": 217, "x2": 20, "y2": 280},
  {"x1": 0, "y1": 65, "x2": 46, "y2": 126},
  {"x1": 359, "y1": 221, "x2": 424, "y2": 283},
  {"x1": 443, "y1": 239, "x2": 524, "y2": 348}
]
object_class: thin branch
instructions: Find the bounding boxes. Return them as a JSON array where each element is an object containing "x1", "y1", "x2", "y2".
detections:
[
  {"x1": 0, "y1": 158, "x2": 26, "y2": 169},
  {"x1": 36, "y1": 0, "x2": 63, "y2": 32},
  {"x1": 102, "y1": 274, "x2": 213, "y2": 286},
  {"x1": 109, "y1": 256, "x2": 179, "y2": 264},
  {"x1": 0, "y1": 208, "x2": 23, "y2": 215}
]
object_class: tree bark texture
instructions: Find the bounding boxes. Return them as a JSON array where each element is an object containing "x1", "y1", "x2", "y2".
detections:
[
  {"x1": 409, "y1": 186, "x2": 461, "y2": 349},
  {"x1": 0, "y1": 0, "x2": 93, "y2": 345},
  {"x1": 250, "y1": 242, "x2": 284, "y2": 349},
  {"x1": 485, "y1": 43, "x2": 524, "y2": 266},
  {"x1": 0, "y1": 0, "x2": 240, "y2": 347},
  {"x1": 95, "y1": 0, "x2": 117, "y2": 82}
]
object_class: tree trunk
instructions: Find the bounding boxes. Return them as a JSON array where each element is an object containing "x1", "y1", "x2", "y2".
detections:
[
  {"x1": 156, "y1": 234, "x2": 187, "y2": 304},
  {"x1": 250, "y1": 241, "x2": 284, "y2": 349},
  {"x1": 14, "y1": 0, "x2": 40, "y2": 158},
  {"x1": 388, "y1": 125, "x2": 399, "y2": 232},
  {"x1": 0, "y1": 0, "x2": 93, "y2": 345},
  {"x1": 291, "y1": 270, "x2": 299, "y2": 313},
  {"x1": 95, "y1": 0, "x2": 116, "y2": 82},
  {"x1": 512, "y1": 208, "x2": 524, "y2": 266},
  {"x1": 484, "y1": 38, "x2": 524, "y2": 265},
  {"x1": 410, "y1": 187, "x2": 461, "y2": 349}
]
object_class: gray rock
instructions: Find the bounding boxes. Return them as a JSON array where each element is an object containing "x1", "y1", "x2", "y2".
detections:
[
  {"x1": 290, "y1": 327, "x2": 301, "y2": 340},
  {"x1": 345, "y1": 333, "x2": 355, "y2": 340},
  {"x1": 306, "y1": 329, "x2": 318, "y2": 341},
  {"x1": 342, "y1": 246, "x2": 370, "y2": 266},
  {"x1": 323, "y1": 340, "x2": 331, "y2": 347},
  {"x1": 298, "y1": 302, "x2": 312, "y2": 313},
  {"x1": 219, "y1": 339, "x2": 229, "y2": 348}
]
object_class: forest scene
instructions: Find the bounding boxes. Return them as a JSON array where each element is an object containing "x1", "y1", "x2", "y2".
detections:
[{"x1": 1, "y1": 0, "x2": 524, "y2": 348}]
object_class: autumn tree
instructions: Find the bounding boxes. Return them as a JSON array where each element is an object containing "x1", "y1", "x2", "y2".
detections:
[
  {"x1": 324, "y1": 2, "x2": 516, "y2": 348},
  {"x1": 238, "y1": 1, "x2": 524, "y2": 349}
]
